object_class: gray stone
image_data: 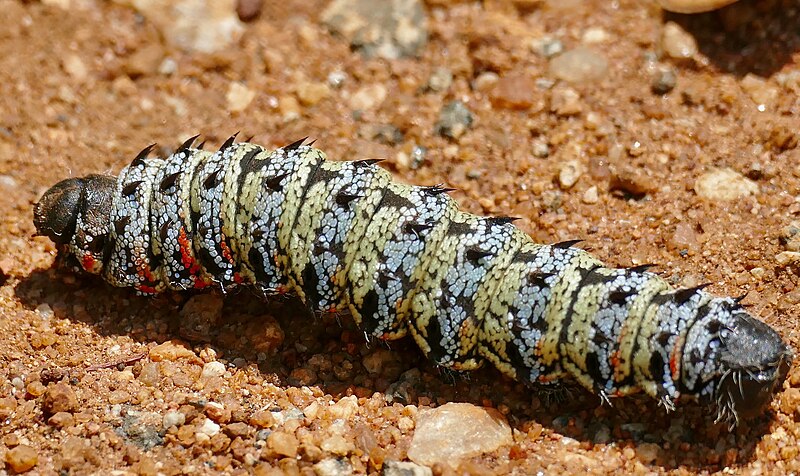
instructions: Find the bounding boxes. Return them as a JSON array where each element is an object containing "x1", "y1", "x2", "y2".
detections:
[
  {"x1": 434, "y1": 101, "x2": 473, "y2": 140},
  {"x1": 321, "y1": 0, "x2": 428, "y2": 59}
]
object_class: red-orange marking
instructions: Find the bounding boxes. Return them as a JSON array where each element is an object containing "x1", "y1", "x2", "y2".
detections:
[
  {"x1": 670, "y1": 335, "x2": 684, "y2": 381},
  {"x1": 81, "y1": 253, "x2": 95, "y2": 272},
  {"x1": 178, "y1": 227, "x2": 201, "y2": 274},
  {"x1": 219, "y1": 238, "x2": 234, "y2": 264}
]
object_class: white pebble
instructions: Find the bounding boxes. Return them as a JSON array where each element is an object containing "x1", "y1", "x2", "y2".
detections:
[
  {"x1": 201, "y1": 361, "x2": 226, "y2": 379},
  {"x1": 197, "y1": 418, "x2": 220, "y2": 437}
]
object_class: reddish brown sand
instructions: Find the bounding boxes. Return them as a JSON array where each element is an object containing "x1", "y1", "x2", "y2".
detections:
[{"x1": 1, "y1": 0, "x2": 799, "y2": 474}]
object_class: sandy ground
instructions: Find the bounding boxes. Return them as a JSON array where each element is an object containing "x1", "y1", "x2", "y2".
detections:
[{"x1": 1, "y1": 0, "x2": 800, "y2": 474}]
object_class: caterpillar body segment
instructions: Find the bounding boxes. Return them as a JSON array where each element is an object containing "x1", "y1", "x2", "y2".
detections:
[{"x1": 33, "y1": 138, "x2": 792, "y2": 427}]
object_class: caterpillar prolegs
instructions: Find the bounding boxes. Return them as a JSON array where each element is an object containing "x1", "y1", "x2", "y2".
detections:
[{"x1": 33, "y1": 136, "x2": 792, "y2": 427}]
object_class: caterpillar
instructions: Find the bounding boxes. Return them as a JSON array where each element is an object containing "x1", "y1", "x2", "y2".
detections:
[{"x1": 33, "y1": 136, "x2": 792, "y2": 427}]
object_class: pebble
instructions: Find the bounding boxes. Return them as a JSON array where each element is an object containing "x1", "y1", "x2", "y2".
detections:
[
  {"x1": 227, "y1": 82, "x2": 256, "y2": 112},
  {"x1": 558, "y1": 160, "x2": 584, "y2": 189},
  {"x1": 321, "y1": 435, "x2": 354, "y2": 456},
  {"x1": 407, "y1": 403, "x2": 512, "y2": 468},
  {"x1": 201, "y1": 361, "x2": 226, "y2": 379},
  {"x1": 119, "y1": 410, "x2": 164, "y2": 450},
  {"x1": 197, "y1": 418, "x2": 221, "y2": 438},
  {"x1": 0, "y1": 396, "x2": 17, "y2": 419},
  {"x1": 548, "y1": 47, "x2": 608, "y2": 84},
  {"x1": 163, "y1": 410, "x2": 186, "y2": 429},
  {"x1": 781, "y1": 222, "x2": 800, "y2": 252},
  {"x1": 268, "y1": 430, "x2": 299, "y2": 457},
  {"x1": 224, "y1": 422, "x2": 251, "y2": 438},
  {"x1": 62, "y1": 54, "x2": 88, "y2": 82},
  {"x1": 296, "y1": 82, "x2": 331, "y2": 107},
  {"x1": 581, "y1": 185, "x2": 599, "y2": 204},
  {"x1": 279, "y1": 96, "x2": 301, "y2": 122},
  {"x1": 42, "y1": 382, "x2": 79, "y2": 415},
  {"x1": 637, "y1": 443, "x2": 660, "y2": 464},
  {"x1": 313, "y1": 458, "x2": 353, "y2": 476},
  {"x1": 489, "y1": 73, "x2": 539, "y2": 110},
  {"x1": 434, "y1": 101, "x2": 473, "y2": 139},
  {"x1": 669, "y1": 222, "x2": 700, "y2": 254},
  {"x1": 610, "y1": 166, "x2": 657, "y2": 198},
  {"x1": 651, "y1": 66, "x2": 677, "y2": 94},
  {"x1": 35, "y1": 303, "x2": 54, "y2": 319},
  {"x1": 531, "y1": 36, "x2": 563, "y2": 58},
  {"x1": 550, "y1": 86, "x2": 582, "y2": 116},
  {"x1": 48, "y1": 411, "x2": 75, "y2": 428},
  {"x1": 661, "y1": 22, "x2": 697, "y2": 60},
  {"x1": 149, "y1": 339, "x2": 198, "y2": 362},
  {"x1": 694, "y1": 167, "x2": 758, "y2": 201},
  {"x1": 740, "y1": 73, "x2": 779, "y2": 109},
  {"x1": 124, "y1": 43, "x2": 164, "y2": 77},
  {"x1": 775, "y1": 251, "x2": 800, "y2": 266},
  {"x1": 329, "y1": 396, "x2": 358, "y2": 420},
  {"x1": 658, "y1": 0, "x2": 738, "y2": 13},
  {"x1": 115, "y1": 0, "x2": 244, "y2": 53},
  {"x1": 236, "y1": 0, "x2": 263, "y2": 21},
  {"x1": 321, "y1": 0, "x2": 428, "y2": 59},
  {"x1": 780, "y1": 388, "x2": 800, "y2": 419},
  {"x1": 348, "y1": 84, "x2": 388, "y2": 111},
  {"x1": 473, "y1": 71, "x2": 500, "y2": 91},
  {"x1": 5, "y1": 444, "x2": 37, "y2": 473},
  {"x1": 531, "y1": 140, "x2": 550, "y2": 158},
  {"x1": 581, "y1": 27, "x2": 609, "y2": 44},
  {"x1": 382, "y1": 460, "x2": 433, "y2": 476},
  {"x1": 426, "y1": 67, "x2": 453, "y2": 92}
]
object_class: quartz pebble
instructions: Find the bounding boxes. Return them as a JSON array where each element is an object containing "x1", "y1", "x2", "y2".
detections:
[
  {"x1": 313, "y1": 457, "x2": 353, "y2": 476},
  {"x1": 558, "y1": 160, "x2": 584, "y2": 189},
  {"x1": 694, "y1": 168, "x2": 758, "y2": 201},
  {"x1": 163, "y1": 410, "x2": 186, "y2": 429},
  {"x1": 348, "y1": 84, "x2": 388, "y2": 111},
  {"x1": 548, "y1": 47, "x2": 608, "y2": 84},
  {"x1": 149, "y1": 339, "x2": 197, "y2": 362},
  {"x1": 383, "y1": 460, "x2": 433, "y2": 476},
  {"x1": 661, "y1": 22, "x2": 697, "y2": 60},
  {"x1": 226, "y1": 82, "x2": 256, "y2": 112},
  {"x1": 201, "y1": 361, "x2": 226, "y2": 379},
  {"x1": 434, "y1": 101, "x2": 473, "y2": 139},
  {"x1": 407, "y1": 403, "x2": 512, "y2": 468}
]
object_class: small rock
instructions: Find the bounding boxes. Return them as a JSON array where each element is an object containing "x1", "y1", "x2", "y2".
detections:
[
  {"x1": 581, "y1": 185, "x2": 599, "y2": 204},
  {"x1": 201, "y1": 361, "x2": 226, "y2": 379},
  {"x1": 531, "y1": 36, "x2": 563, "y2": 58},
  {"x1": 278, "y1": 96, "x2": 301, "y2": 122},
  {"x1": 35, "y1": 303, "x2": 54, "y2": 319},
  {"x1": 741, "y1": 73, "x2": 779, "y2": 109},
  {"x1": 227, "y1": 82, "x2": 256, "y2": 112},
  {"x1": 776, "y1": 251, "x2": 800, "y2": 266},
  {"x1": 328, "y1": 70, "x2": 347, "y2": 88},
  {"x1": 434, "y1": 101, "x2": 473, "y2": 140},
  {"x1": 62, "y1": 54, "x2": 88, "y2": 82},
  {"x1": 636, "y1": 442, "x2": 660, "y2": 465},
  {"x1": 661, "y1": 22, "x2": 697, "y2": 60},
  {"x1": 236, "y1": 0, "x2": 263, "y2": 21},
  {"x1": 489, "y1": 73, "x2": 538, "y2": 110},
  {"x1": 382, "y1": 460, "x2": 433, "y2": 476},
  {"x1": 268, "y1": 431, "x2": 299, "y2": 457},
  {"x1": 224, "y1": 422, "x2": 251, "y2": 438},
  {"x1": 42, "y1": 382, "x2": 79, "y2": 415},
  {"x1": 473, "y1": 71, "x2": 500, "y2": 91},
  {"x1": 582, "y1": 27, "x2": 609, "y2": 44},
  {"x1": 249, "y1": 410, "x2": 275, "y2": 428},
  {"x1": 531, "y1": 140, "x2": 549, "y2": 158},
  {"x1": 0, "y1": 396, "x2": 17, "y2": 419},
  {"x1": 426, "y1": 67, "x2": 453, "y2": 92},
  {"x1": 610, "y1": 167, "x2": 657, "y2": 198},
  {"x1": 348, "y1": 84, "x2": 388, "y2": 111},
  {"x1": 548, "y1": 47, "x2": 608, "y2": 84},
  {"x1": 197, "y1": 418, "x2": 221, "y2": 437},
  {"x1": 321, "y1": 0, "x2": 428, "y2": 59},
  {"x1": 651, "y1": 66, "x2": 677, "y2": 94},
  {"x1": 149, "y1": 339, "x2": 198, "y2": 362},
  {"x1": 314, "y1": 457, "x2": 353, "y2": 476},
  {"x1": 119, "y1": 410, "x2": 164, "y2": 450},
  {"x1": 296, "y1": 82, "x2": 331, "y2": 107},
  {"x1": 407, "y1": 403, "x2": 512, "y2": 468},
  {"x1": 361, "y1": 124, "x2": 404, "y2": 146},
  {"x1": 780, "y1": 222, "x2": 800, "y2": 252},
  {"x1": 115, "y1": 0, "x2": 244, "y2": 53},
  {"x1": 124, "y1": 43, "x2": 164, "y2": 77},
  {"x1": 321, "y1": 434, "x2": 354, "y2": 456},
  {"x1": 163, "y1": 410, "x2": 186, "y2": 429},
  {"x1": 137, "y1": 362, "x2": 161, "y2": 386},
  {"x1": 329, "y1": 396, "x2": 358, "y2": 420},
  {"x1": 780, "y1": 388, "x2": 800, "y2": 419},
  {"x1": 669, "y1": 222, "x2": 699, "y2": 254},
  {"x1": 558, "y1": 160, "x2": 584, "y2": 189},
  {"x1": 5, "y1": 445, "x2": 37, "y2": 473},
  {"x1": 590, "y1": 424, "x2": 611, "y2": 445},
  {"x1": 550, "y1": 86, "x2": 582, "y2": 116},
  {"x1": 694, "y1": 168, "x2": 758, "y2": 201},
  {"x1": 48, "y1": 411, "x2": 76, "y2": 428}
]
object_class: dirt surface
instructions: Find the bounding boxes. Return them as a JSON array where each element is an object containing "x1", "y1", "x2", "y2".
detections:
[{"x1": 1, "y1": 0, "x2": 800, "y2": 474}]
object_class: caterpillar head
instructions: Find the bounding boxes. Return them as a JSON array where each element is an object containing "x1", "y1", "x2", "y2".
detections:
[
  {"x1": 684, "y1": 298, "x2": 792, "y2": 427},
  {"x1": 33, "y1": 175, "x2": 117, "y2": 274}
]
